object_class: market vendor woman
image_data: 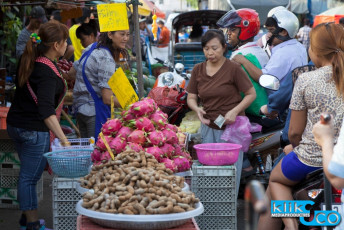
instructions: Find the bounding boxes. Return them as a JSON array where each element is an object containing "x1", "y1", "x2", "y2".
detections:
[
  {"x1": 7, "y1": 21, "x2": 70, "y2": 230},
  {"x1": 67, "y1": 28, "x2": 130, "y2": 139},
  {"x1": 186, "y1": 29, "x2": 256, "y2": 197}
]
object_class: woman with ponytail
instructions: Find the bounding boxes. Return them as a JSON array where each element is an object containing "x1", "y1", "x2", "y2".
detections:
[
  {"x1": 68, "y1": 28, "x2": 130, "y2": 139},
  {"x1": 258, "y1": 22, "x2": 344, "y2": 230},
  {"x1": 7, "y1": 21, "x2": 70, "y2": 230}
]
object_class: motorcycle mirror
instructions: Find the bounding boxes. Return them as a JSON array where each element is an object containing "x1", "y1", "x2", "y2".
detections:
[{"x1": 259, "y1": 74, "x2": 280, "y2": 91}]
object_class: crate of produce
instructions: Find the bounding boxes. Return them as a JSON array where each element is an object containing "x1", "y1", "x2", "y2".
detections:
[
  {"x1": 53, "y1": 176, "x2": 83, "y2": 230},
  {"x1": 0, "y1": 175, "x2": 43, "y2": 209},
  {"x1": 77, "y1": 215, "x2": 201, "y2": 230},
  {"x1": 0, "y1": 167, "x2": 20, "y2": 188},
  {"x1": 191, "y1": 162, "x2": 236, "y2": 230}
]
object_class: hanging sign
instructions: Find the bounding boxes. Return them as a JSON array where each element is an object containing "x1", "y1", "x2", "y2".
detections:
[
  {"x1": 97, "y1": 3, "x2": 129, "y2": 32},
  {"x1": 108, "y1": 67, "x2": 138, "y2": 109}
]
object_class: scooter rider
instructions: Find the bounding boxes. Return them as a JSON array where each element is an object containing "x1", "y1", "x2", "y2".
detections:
[
  {"x1": 233, "y1": 10, "x2": 308, "y2": 118},
  {"x1": 217, "y1": 8, "x2": 269, "y2": 118}
]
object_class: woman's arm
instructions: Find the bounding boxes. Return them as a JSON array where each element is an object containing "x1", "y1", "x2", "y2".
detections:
[
  {"x1": 187, "y1": 93, "x2": 210, "y2": 125},
  {"x1": 224, "y1": 87, "x2": 256, "y2": 124},
  {"x1": 288, "y1": 109, "x2": 307, "y2": 147},
  {"x1": 44, "y1": 115, "x2": 69, "y2": 146},
  {"x1": 64, "y1": 67, "x2": 76, "y2": 81},
  {"x1": 101, "y1": 88, "x2": 120, "y2": 107}
]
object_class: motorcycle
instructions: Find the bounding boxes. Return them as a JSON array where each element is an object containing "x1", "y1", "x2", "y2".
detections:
[{"x1": 152, "y1": 58, "x2": 190, "y2": 89}]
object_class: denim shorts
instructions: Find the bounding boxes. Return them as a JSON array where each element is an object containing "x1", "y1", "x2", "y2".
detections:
[
  {"x1": 6, "y1": 124, "x2": 50, "y2": 211},
  {"x1": 281, "y1": 151, "x2": 321, "y2": 182}
]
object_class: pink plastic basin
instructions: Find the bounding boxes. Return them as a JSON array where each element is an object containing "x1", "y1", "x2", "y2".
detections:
[{"x1": 193, "y1": 143, "x2": 242, "y2": 166}]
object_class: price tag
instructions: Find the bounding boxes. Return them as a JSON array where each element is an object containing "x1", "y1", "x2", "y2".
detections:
[
  {"x1": 108, "y1": 67, "x2": 138, "y2": 109},
  {"x1": 98, "y1": 132, "x2": 115, "y2": 160},
  {"x1": 214, "y1": 114, "x2": 225, "y2": 129},
  {"x1": 97, "y1": 3, "x2": 129, "y2": 32}
]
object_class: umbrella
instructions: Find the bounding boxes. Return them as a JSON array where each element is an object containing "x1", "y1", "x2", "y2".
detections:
[
  {"x1": 129, "y1": 0, "x2": 166, "y2": 18},
  {"x1": 313, "y1": 5, "x2": 344, "y2": 27}
]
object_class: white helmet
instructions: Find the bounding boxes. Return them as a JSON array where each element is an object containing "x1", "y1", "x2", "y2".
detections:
[
  {"x1": 174, "y1": 63, "x2": 184, "y2": 73},
  {"x1": 271, "y1": 10, "x2": 299, "y2": 38},
  {"x1": 267, "y1": 6, "x2": 287, "y2": 18}
]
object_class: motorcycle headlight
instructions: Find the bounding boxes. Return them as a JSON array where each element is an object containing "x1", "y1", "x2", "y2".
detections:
[{"x1": 162, "y1": 73, "x2": 174, "y2": 86}]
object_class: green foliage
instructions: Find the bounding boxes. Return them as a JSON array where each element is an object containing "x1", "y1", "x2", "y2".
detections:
[
  {"x1": 186, "y1": 0, "x2": 198, "y2": 9},
  {"x1": 0, "y1": 6, "x2": 22, "y2": 65}
]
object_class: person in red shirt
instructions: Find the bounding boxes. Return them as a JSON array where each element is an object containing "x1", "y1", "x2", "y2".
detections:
[{"x1": 157, "y1": 19, "x2": 170, "y2": 47}]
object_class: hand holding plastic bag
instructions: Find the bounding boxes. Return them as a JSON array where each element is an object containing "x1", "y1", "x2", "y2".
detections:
[{"x1": 221, "y1": 116, "x2": 262, "y2": 152}]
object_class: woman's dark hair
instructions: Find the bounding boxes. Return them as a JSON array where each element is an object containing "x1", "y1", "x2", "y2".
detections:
[
  {"x1": 310, "y1": 22, "x2": 344, "y2": 96},
  {"x1": 97, "y1": 31, "x2": 129, "y2": 62},
  {"x1": 201, "y1": 29, "x2": 227, "y2": 55},
  {"x1": 189, "y1": 24, "x2": 203, "y2": 39},
  {"x1": 76, "y1": 19, "x2": 98, "y2": 39},
  {"x1": 51, "y1": 10, "x2": 62, "y2": 22},
  {"x1": 264, "y1": 17, "x2": 278, "y2": 28},
  {"x1": 18, "y1": 21, "x2": 69, "y2": 87}
]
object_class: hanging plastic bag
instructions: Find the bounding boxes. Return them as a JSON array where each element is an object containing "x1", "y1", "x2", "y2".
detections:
[{"x1": 221, "y1": 116, "x2": 262, "y2": 152}]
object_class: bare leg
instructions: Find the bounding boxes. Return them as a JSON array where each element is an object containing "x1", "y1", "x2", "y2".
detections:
[
  {"x1": 24, "y1": 210, "x2": 38, "y2": 223},
  {"x1": 257, "y1": 186, "x2": 282, "y2": 230},
  {"x1": 269, "y1": 159, "x2": 298, "y2": 230}
]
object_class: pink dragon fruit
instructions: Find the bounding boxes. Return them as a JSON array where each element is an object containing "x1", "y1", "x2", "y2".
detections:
[
  {"x1": 162, "y1": 130, "x2": 179, "y2": 145},
  {"x1": 164, "y1": 124, "x2": 178, "y2": 132},
  {"x1": 127, "y1": 130, "x2": 146, "y2": 144},
  {"x1": 126, "y1": 142, "x2": 144, "y2": 152},
  {"x1": 117, "y1": 126, "x2": 133, "y2": 139},
  {"x1": 173, "y1": 156, "x2": 191, "y2": 172},
  {"x1": 95, "y1": 135, "x2": 112, "y2": 151},
  {"x1": 109, "y1": 136, "x2": 127, "y2": 154},
  {"x1": 91, "y1": 148, "x2": 102, "y2": 162},
  {"x1": 173, "y1": 144, "x2": 183, "y2": 156},
  {"x1": 147, "y1": 130, "x2": 165, "y2": 146},
  {"x1": 101, "y1": 119, "x2": 122, "y2": 136},
  {"x1": 129, "y1": 99, "x2": 156, "y2": 117},
  {"x1": 160, "y1": 143, "x2": 175, "y2": 158},
  {"x1": 160, "y1": 158, "x2": 178, "y2": 172},
  {"x1": 145, "y1": 146, "x2": 163, "y2": 162},
  {"x1": 100, "y1": 151, "x2": 112, "y2": 162},
  {"x1": 143, "y1": 98, "x2": 158, "y2": 111},
  {"x1": 131, "y1": 117, "x2": 155, "y2": 132},
  {"x1": 150, "y1": 111, "x2": 168, "y2": 129},
  {"x1": 121, "y1": 110, "x2": 136, "y2": 121}
]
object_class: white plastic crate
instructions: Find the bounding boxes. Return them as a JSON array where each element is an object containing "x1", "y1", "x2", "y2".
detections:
[
  {"x1": 53, "y1": 177, "x2": 82, "y2": 230},
  {"x1": 0, "y1": 167, "x2": 20, "y2": 188},
  {"x1": 195, "y1": 216, "x2": 236, "y2": 230},
  {"x1": 0, "y1": 152, "x2": 20, "y2": 166},
  {"x1": 51, "y1": 137, "x2": 94, "y2": 151},
  {"x1": 192, "y1": 162, "x2": 236, "y2": 230},
  {"x1": 0, "y1": 176, "x2": 43, "y2": 209},
  {"x1": 0, "y1": 139, "x2": 17, "y2": 153}
]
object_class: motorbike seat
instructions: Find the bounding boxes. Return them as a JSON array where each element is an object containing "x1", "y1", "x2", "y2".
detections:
[
  {"x1": 247, "y1": 114, "x2": 285, "y2": 134},
  {"x1": 174, "y1": 42, "x2": 202, "y2": 52}
]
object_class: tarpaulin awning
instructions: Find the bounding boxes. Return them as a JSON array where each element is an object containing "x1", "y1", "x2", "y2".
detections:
[
  {"x1": 130, "y1": 0, "x2": 165, "y2": 19},
  {"x1": 313, "y1": 5, "x2": 344, "y2": 27}
]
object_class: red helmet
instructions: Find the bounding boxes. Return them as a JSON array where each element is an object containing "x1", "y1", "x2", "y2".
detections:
[{"x1": 217, "y1": 8, "x2": 260, "y2": 41}]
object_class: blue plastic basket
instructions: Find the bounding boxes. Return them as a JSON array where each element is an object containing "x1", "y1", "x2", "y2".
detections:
[{"x1": 44, "y1": 149, "x2": 93, "y2": 178}]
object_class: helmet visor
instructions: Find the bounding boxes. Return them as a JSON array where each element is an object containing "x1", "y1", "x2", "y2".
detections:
[{"x1": 216, "y1": 11, "x2": 241, "y2": 28}]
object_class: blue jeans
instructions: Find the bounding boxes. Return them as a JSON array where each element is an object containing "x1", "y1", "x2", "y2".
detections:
[{"x1": 7, "y1": 124, "x2": 50, "y2": 211}]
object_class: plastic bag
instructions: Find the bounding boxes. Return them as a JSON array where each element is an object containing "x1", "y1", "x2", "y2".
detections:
[{"x1": 221, "y1": 116, "x2": 262, "y2": 152}]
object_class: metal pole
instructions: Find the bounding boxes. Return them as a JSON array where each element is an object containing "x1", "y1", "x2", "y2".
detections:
[{"x1": 131, "y1": 0, "x2": 144, "y2": 99}]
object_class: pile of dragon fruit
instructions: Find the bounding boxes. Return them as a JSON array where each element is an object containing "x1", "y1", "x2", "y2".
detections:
[{"x1": 91, "y1": 98, "x2": 192, "y2": 172}]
